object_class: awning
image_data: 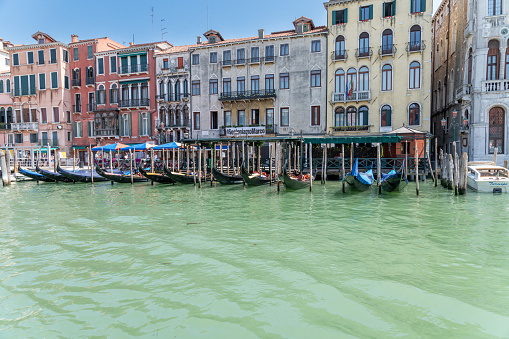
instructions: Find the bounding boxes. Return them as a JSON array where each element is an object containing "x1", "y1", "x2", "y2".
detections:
[
  {"x1": 118, "y1": 51, "x2": 147, "y2": 58},
  {"x1": 121, "y1": 142, "x2": 155, "y2": 151},
  {"x1": 119, "y1": 79, "x2": 149, "y2": 85},
  {"x1": 71, "y1": 146, "x2": 87, "y2": 150},
  {"x1": 92, "y1": 143, "x2": 128, "y2": 151},
  {"x1": 303, "y1": 135, "x2": 402, "y2": 144},
  {"x1": 153, "y1": 142, "x2": 182, "y2": 150}
]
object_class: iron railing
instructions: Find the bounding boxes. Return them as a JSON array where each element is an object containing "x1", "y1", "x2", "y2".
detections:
[
  {"x1": 72, "y1": 78, "x2": 81, "y2": 87},
  {"x1": 40, "y1": 138, "x2": 59, "y2": 147},
  {"x1": 85, "y1": 77, "x2": 94, "y2": 85},
  {"x1": 406, "y1": 41, "x2": 426, "y2": 53},
  {"x1": 118, "y1": 98, "x2": 150, "y2": 107},
  {"x1": 119, "y1": 63, "x2": 149, "y2": 74},
  {"x1": 379, "y1": 44, "x2": 397, "y2": 56},
  {"x1": 332, "y1": 50, "x2": 347, "y2": 61},
  {"x1": 219, "y1": 89, "x2": 276, "y2": 101},
  {"x1": 73, "y1": 104, "x2": 82, "y2": 113},
  {"x1": 355, "y1": 47, "x2": 373, "y2": 58}
]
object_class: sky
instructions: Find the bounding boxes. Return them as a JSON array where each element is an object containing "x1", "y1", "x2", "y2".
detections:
[{"x1": 0, "y1": 0, "x2": 440, "y2": 47}]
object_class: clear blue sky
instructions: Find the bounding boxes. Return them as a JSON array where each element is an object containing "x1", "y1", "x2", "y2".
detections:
[{"x1": 1, "y1": 0, "x2": 439, "y2": 46}]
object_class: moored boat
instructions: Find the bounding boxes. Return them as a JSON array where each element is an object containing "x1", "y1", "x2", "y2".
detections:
[
  {"x1": 18, "y1": 166, "x2": 54, "y2": 182},
  {"x1": 163, "y1": 165, "x2": 198, "y2": 184},
  {"x1": 467, "y1": 163, "x2": 509, "y2": 193},
  {"x1": 240, "y1": 166, "x2": 273, "y2": 186},
  {"x1": 211, "y1": 167, "x2": 244, "y2": 184},
  {"x1": 344, "y1": 159, "x2": 374, "y2": 192},
  {"x1": 57, "y1": 165, "x2": 108, "y2": 183},
  {"x1": 281, "y1": 171, "x2": 311, "y2": 190},
  {"x1": 380, "y1": 170, "x2": 408, "y2": 192},
  {"x1": 96, "y1": 166, "x2": 148, "y2": 183},
  {"x1": 36, "y1": 165, "x2": 74, "y2": 183},
  {"x1": 139, "y1": 165, "x2": 175, "y2": 184}
]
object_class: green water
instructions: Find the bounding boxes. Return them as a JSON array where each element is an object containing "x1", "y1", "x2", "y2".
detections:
[{"x1": 1, "y1": 181, "x2": 508, "y2": 338}]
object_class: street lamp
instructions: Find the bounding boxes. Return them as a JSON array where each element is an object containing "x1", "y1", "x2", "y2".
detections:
[{"x1": 442, "y1": 110, "x2": 467, "y2": 143}]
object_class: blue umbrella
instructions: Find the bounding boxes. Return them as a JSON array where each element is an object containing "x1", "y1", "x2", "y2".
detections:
[
  {"x1": 153, "y1": 142, "x2": 182, "y2": 150},
  {"x1": 91, "y1": 143, "x2": 128, "y2": 151},
  {"x1": 121, "y1": 143, "x2": 155, "y2": 151}
]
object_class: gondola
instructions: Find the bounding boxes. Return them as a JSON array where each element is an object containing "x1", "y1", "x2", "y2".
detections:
[
  {"x1": 240, "y1": 166, "x2": 272, "y2": 186},
  {"x1": 139, "y1": 165, "x2": 174, "y2": 184},
  {"x1": 96, "y1": 166, "x2": 148, "y2": 183},
  {"x1": 380, "y1": 170, "x2": 408, "y2": 192},
  {"x1": 36, "y1": 165, "x2": 74, "y2": 183},
  {"x1": 18, "y1": 166, "x2": 54, "y2": 182},
  {"x1": 163, "y1": 165, "x2": 198, "y2": 184},
  {"x1": 281, "y1": 171, "x2": 311, "y2": 190},
  {"x1": 57, "y1": 165, "x2": 108, "y2": 183},
  {"x1": 211, "y1": 167, "x2": 244, "y2": 184},
  {"x1": 344, "y1": 159, "x2": 374, "y2": 192}
]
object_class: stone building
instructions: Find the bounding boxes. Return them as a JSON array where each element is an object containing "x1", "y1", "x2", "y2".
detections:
[
  {"x1": 324, "y1": 0, "x2": 432, "y2": 157},
  {"x1": 189, "y1": 17, "x2": 327, "y2": 139},
  {"x1": 0, "y1": 38, "x2": 13, "y2": 147}
]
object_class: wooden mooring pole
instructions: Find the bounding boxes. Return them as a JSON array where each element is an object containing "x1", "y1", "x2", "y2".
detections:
[
  {"x1": 309, "y1": 143, "x2": 313, "y2": 192},
  {"x1": 434, "y1": 138, "x2": 438, "y2": 187},
  {"x1": 415, "y1": 143, "x2": 419, "y2": 195},
  {"x1": 458, "y1": 152, "x2": 468, "y2": 195},
  {"x1": 377, "y1": 143, "x2": 381, "y2": 194},
  {"x1": 0, "y1": 150, "x2": 10, "y2": 186},
  {"x1": 341, "y1": 144, "x2": 346, "y2": 193}
]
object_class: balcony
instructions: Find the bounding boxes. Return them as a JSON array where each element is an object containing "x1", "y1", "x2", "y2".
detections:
[
  {"x1": 219, "y1": 89, "x2": 276, "y2": 101},
  {"x1": 85, "y1": 77, "x2": 94, "y2": 86},
  {"x1": 464, "y1": 21, "x2": 474, "y2": 37},
  {"x1": 40, "y1": 138, "x2": 59, "y2": 147},
  {"x1": 379, "y1": 44, "x2": 397, "y2": 56},
  {"x1": 406, "y1": 41, "x2": 426, "y2": 53},
  {"x1": 119, "y1": 63, "x2": 149, "y2": 75},
  {"x1": 332, "y1": 125, "x2": 371, "y2": 132},
  {"x1": 156, "y1": 119, "x2": 191, "y2": 129},
  {"x1": 220, "y1": 125, "x2": 268, "y2": 137},
  {"x1": 234, "y1": 59, "x2": 247, "y2": 65},
  {"x1": 94, "y1": 128, "x2": 119, "y2": 137},
  {"x1": 332, "y1": 50, "x2": 347, "y2": 61},
  {"x1": 72, "y1": 78, "x2": 81, "y2": 87},
  {"x1": 355, "y1": 48, "x2": 372, "y2": 59},
  {"x1": 118, "y1": 98, "x2": 150, "y2": 108},
  {"x1": 221, "y1": 60, "x2": 232, "y2": 67},
  {"x1": 262, "y1": 56, "x2": 275, "y2": 64},
  {"x1": 481, "y1": 79, "x2": 509, "y2": 92},
  {"x1": 249, "y1": 57, "x2": 261, "y2": 64},
  {"x1": 332, "y1": 91, "x2": 371, "y2": 103},
  {"x1": 73, "y1": 104, "x2": 82, "y2": 113},
  {"x1": 156, "y1": 94, "x2": 190, "y2": 102},
  {"x1": 455, "y1": 84, "x2": 472, "y2": 101},
  {"x1": 88, "y1": 102, "x2": 96, "y2": 112},
  {"x1": 0, "y1": 123, "x2": 11, "y2": 130},
  {"x1": 11, "y1": 122, "x2": 38, "y2": 131}
]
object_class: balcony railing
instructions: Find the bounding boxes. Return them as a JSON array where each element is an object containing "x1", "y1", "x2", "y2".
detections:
[
  {"x1": 221, "y1": 60, "x2": 232, "y2": 67},
  {"x1": 40, "y1": 138, "x2": 59, "y2": 147},
  {"x1": 332, "y1": 125, "x2": 371, "y2": 132},
  {"x1": 0, "y1": 123, "x2": 11, "y2": 130},
  {"x1": 262, "y1": 56, "x2": 275, "y2": 63},
  {"x1": 72, "y1": 78, "x2": 81, "y2": 87},
  {"x1": 88, "y1": 102, "x2": 96, "y2": 112},
  {"x1": 332, "y1": 91, "x2": 371, "y2": 103},
  {"x1": 94, "y1": 128, "x2": 119, "y2": 137},
  {"x1": 11, "y1": 122, "x2": 38, "y2": 131},
  {"x1": 249, "y1": 57, "x2": 261, "y2": 64},
  {"x1": 85, "y1": 77, "x2": 94, "y2": 85},
  {"x1": 73, "y1": 104, "x2": 82, "y2": 113},
  {"x1": 234, "y1": 59, "x2": 247, "y2": 65},
  {"x1": 455, "y1": 84, "x2": 472, "y2": 101},
  {"x1": 156, "y1": 119, "x2": 191, "y2": 128},
  {"x1": 219, "y1": 89, "x2": 276, "y2": 101},
  {"x1": 379, "y1": 44, "x2": 397, "y2": 56},
  {"x1": 119, "y1": 63, "x2": 149, "y2": 74},
  {"x1": 355, "y1": 47, "x2": 372, "y2": 58},
  {"x1": 156, "y1": 94, "x2": 190, "y2": 102},
  {"x1": 406, "y1": 41, "x2": 426, "y2": 53},
  {"x1": 332, "y1": 50, "x2": 347, "y2": 61},
  {"x1": 482, "y1": 79, "x2": 509, "y2": 92},
  {"x1": 118, "y1": 98, "x2": 150, "y2": 107}
]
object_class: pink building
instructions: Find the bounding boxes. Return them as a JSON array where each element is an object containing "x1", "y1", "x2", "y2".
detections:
[{"x1": 0, "y1": 38, "x2": 13, "y2": 146}]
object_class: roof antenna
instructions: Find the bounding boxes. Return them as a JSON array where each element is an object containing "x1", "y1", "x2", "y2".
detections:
[
  {"x1": 151, "y1": 7, "x2": 154, "y2": 42},
  {"x1": 207, "y1": 0, "x2": 209, "y2": 30},
  {"x1": 161, "y1": 19, "x2": 167, "y2": 41}
]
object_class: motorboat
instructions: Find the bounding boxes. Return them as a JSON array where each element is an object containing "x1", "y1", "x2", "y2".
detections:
[{"x1": 467, "y1": 163, "x2": 509, "y2": 193}]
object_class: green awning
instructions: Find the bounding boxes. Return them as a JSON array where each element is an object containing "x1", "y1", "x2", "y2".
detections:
[
  {"x1": 118, "y1": 51, "x2": 147, "y2": 57},
  {"x1": 71, "y1": 146, "x2": 87, "y2": 150},
  {"x1": 36, "y1": 147, "x2": 59, "y2": 152},
  {"x1": 303, "y1": 135, "x2": 402, "y2": 144},
  {"x1": 119, "y1": 79, "x2": 149, "y2": 85}
]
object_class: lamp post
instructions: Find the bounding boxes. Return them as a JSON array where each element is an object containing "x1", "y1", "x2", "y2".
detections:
[{"x1": 442, "y1": 110, "x2": 468, "y2": 146}]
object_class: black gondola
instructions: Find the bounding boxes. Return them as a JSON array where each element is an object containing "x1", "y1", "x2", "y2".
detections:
[
  {"x1": 211, "y1": 167, "x2": 244, "y2": 184},
  {"x1": 163, "y1": 165, "x2": 199, "y2": 184},
  {"x1": 281, "y1": 171, "x2": 311, "y2": 190},
  {"x1": 240, "y1": 166, "x2": 272, "y2": 186},
  {"x1": 344, "y1": 159, "x2": 374, "y2": 192},
  {"x1": 380, "y1": 170, "x2": 408, "y2": 192},
  {"x1": 36, "y1": 165, "x2": 74, "y2": 183},
  {"x1": 139, "y1": 165, "x2": 175, "y2": 184},
  {"x1": 57, "y1": 165, "x2": 108, "y2": 183},
  {"x1": 96, "y1": 166, "x2": 148, "y2": 183},
  {"x1": 18, "y1": 166, "x2": 54, "y2": 182}
]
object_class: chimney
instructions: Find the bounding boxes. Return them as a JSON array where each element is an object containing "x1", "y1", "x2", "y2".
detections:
[
  {"x1": 197, "y1": 36, "x2": 202, "y2": 44},
  {"x1": 71, "y1": 34, "x2": 78, "y2": 43},
  {"x1": 129, "y1": 42, "x2": 134, "y2": 46},
  {"x1": 258, "y1": 29, "x2": 265, "y2": 39}
]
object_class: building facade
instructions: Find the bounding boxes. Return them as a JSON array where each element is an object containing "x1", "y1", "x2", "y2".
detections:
[
  {"x1": 189, "y1": 17, "x2": 327, "y2": 139},
  {"x1": 0, "y1": 38, "x2": 13, "y2": 147},
  {"x1": 324, "y1": 0, "x2": 432, "y2": 156}
]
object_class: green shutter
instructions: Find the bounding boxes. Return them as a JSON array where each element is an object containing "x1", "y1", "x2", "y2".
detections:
[
  {"x1": 0, "y1": 80, "x2": 3, "y2": 93},
  {"x1": 138, "y1": 113, "x2": 142, "y2": 136},
  {"x1": 332, "y1": 10, "x2": 337, "y2": 25},
  {"x1": 421, "y1": 0, "x2": 426, "y2": 12},
  {"x1": 392, "y1": 0, "x2": 397, "y2": 15},
  {"x1": 148, "y1": 114, "x2": 152, "y2": 136},
  {"x1": 73, "y1": 122, "x2": 77, "y2": 137},
  {"x1": 382, "y1": 2, "x2": 386, "y2": 16},
  {"x1": 128, "y1": 114, "x2": 132, "y2": 136},
  {"x1": 119, "y1": 115, "x2": 124, "y2": 136},
  {"x1": 39, "y1": 73, "x2": 45, "y2": 90},
  {"x1": 369, "y1": 5, "x2": 373, "y2": 19},
  {"x1": 51, "y1": 72, "x2": 58, "y2": 88},
  {"x1": 21, "y1": 75, "x2": 29, "y2": 95},
  {"x1": 344, "y1": 8, "x2": 348, "y2": 23},
  {"x1": 29, "y1": 74, "x2": 36, "y2": 95},
  {"x1": 359, "y1": 6, "x2": 362, "y2": 20},
  {"x1": 140, "y1": 54, "x2": 147, "y2": 65},
  {"x1": 14, "y1": 76, "x2": 19, "y2": 96},
  {"x1": 364, "y1": 110, "x2": 369, "y2": 126},
  {"x1": 411, "y1": 0, "x2": 415, "y2": 13},
  {"x1": 80, "y1": 122, "x2": 83, "y2": 137}
]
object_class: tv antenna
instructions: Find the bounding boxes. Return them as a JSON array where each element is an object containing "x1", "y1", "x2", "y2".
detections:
[
  {"x1": 207, "y1": 0, "x2": 209, "y2": 30},
  {"x1": 161, "y1": 19, "x2": 167, "y2": 41},
  {"x1": 151, "y1": 7, "x2": 154, "y2": 42}
]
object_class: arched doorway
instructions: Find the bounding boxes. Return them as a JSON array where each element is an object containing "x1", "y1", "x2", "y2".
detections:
[{"x1": 489, "y1": 107, "x2": 505, "y2": 154}]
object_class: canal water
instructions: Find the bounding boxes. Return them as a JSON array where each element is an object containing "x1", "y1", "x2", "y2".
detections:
[{"x1": 1, "y1": 180, "x2": 508, "y2": 338}]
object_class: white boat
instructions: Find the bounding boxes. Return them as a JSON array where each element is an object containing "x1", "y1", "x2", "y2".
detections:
[{"x1": 467, "y1": 163, "x2": 509, "y2": 193}]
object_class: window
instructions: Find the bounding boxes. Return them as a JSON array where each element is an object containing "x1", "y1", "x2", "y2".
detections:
[
  {"x1": 381, "y1": 105, "x2": 392, "y2": 127},
  {"x1": 467, "y1": 49, "x2": 473, "y2": 84},
  {"x1": 0, "y1": 80, "x2": 2, "y2": 94},
  {"x1": 41, "y1": 108, "x2": 47, "y2": 124},
  {"x1": 311, "y1": 70, "x2": 321, "y2": 87},
  {"x1": 120, "y1": 113, "x2": 131, "y2": 136},
  {"x1": 505, "y1": 46, "x2": 509, "y2": 79},
  {"x1": 346, "y1": 68, "x2": 357, "y2": 98},
  {"x1": 265, "y1": 74, "x2": 274, "y2": 91},
  {"x1": 382, "y1": 29, "x2": 393, "y2": 54},
  {"x1": 488, "y1": 0, "x2": 502, "y2": 16},
  {"x1": 192, "y1": 54, "x2": 199, "y2": 65},
  {"x1": 210, "y1": 111, "x2": 218, "y2": 129},
  {"x1": 383, "y1": 1, "x2": 396, "y2": 17},
  {"x1": 12, "y1": 53, "x2": 19, "y2": 66},
  {"x1": 178, "y1": 57, "x2": 184, "y2": 68},
  {"x1": 358, "y1": 66, "x2": 369, "y2": 91},
  {"x1": 238, "y1": 110, "x2": 246, "y2": 126},
  {"x1": 381, "y1": 64, "x2": 392, "y2": 91},
  {"x1": 311, "y1": 106, "x2": 320, "y2": 125},
  {"x1": 193, "y1": 112, "x2": 200, "y2": 129},
  {"x1": 53, "y1": 107, "x2": 60, "y2": 123},
  {"x1": 409, "y1": 25, "x2": 422, "y2": 51},
  {"x1": 15, "y1": 134, "x2": 22, "y2": 144},
  {"x1": 6, "y1": 79, "x2": 10, "y2": 93},
  {"x1": 335, "y1": 69, "x2": 345, "y2": 93},
  {"x1": 251, "y1": 109, "x2": 260, "y2": 125},
  {"x1": 38, "y1": 50, "x2": 45, "y2": 65},
  {"x1": 160, "y1": 58, "x2": 168, "y2": 69},
  {"x1": 280, "y1": 44, "x2": 289, "y2": 56},
  {"x1": 334, "y1": 36, "x2": 346, "y2": 59},
  {"x1": 411, "y1": 0, "x2": 426, "y2": 13},
  {"x1": 487, "y1": 39, "x2": 500, "y2": 80},
  {"x1": 27, "y1": 51, "x2": 34, "y2": 65},
  {"x1": 489, "y1": 107, "x2": 504, "y2": 154},
  {"x1": 266, "y1": 108, "x2": 274, "y2": 128},
  {"x1": 311, "y1": 40, "x2": 321, "y2": 53},
  {"x1": 210, "y1": 79, "x2": 218, "y2": 94},
  {"x1": 237, "y1": 48, "x2": 245, "y2": 63},
  {"x1": 30, "y1": 133, "x2": 38, "y2": 143},
  {"x1": 73, "y1": 47, "x2": 79, "y2": 61},
  {"x1": 86, "y1": 121, "x2": 94, "y2": 137},
  {"x1": 251, "y1": 47, "x2": 259, "y2": 62},
  {"x1": 97, "y1": 58, "x2": 104, "y2": 74},
  {"x1": 192, "y1": 80, "x2": 200, "y2": 95},
  {"x1": 66, "y1": 110, "x2": 71, "y2": 123},
  {"x1": 224, "y1": 111, "x2": 232, "y2": 126},
  {"x1": 110, "y1": 84, "x2": 118, "y2": 104},
  {"x1": 63, "y1": 50, "x2": 68, "y2": 62},
  {"x1": 50, "y1": 49, "x2": 57, "y2": 64},
  {"x1": 265, "y1": 45, "x2": 274, "y2": 61},
  {"x1": 223, "y1": 78, "x2": 231, "y2": 94},
  {"x1": 409, "y1": 61, "x2": 421, "y2": 89},
  {"x1": 237, "y1": 77, "x2": 245, "y2": 94},
  {"x1": 51, "y1": 72, "x2": 58, "y2": 89},
  {"x1": 139, "y1": 113, "x2": 149, "y2": 136},
  {"x1": 64, "y1": 76, "x2": 70, "y2": 89},
  {"x1": 358, "y1": 106, "x2": 369, "y2": 125},
  {"x1": 97, "y1": 85, "x2": 106, "y2": 104},
  {"x1": 110, "y1": 56, "x2": 117, "y2": 73},
  {"x1": 280, "y1": 108, "x2": 289, "y2": 126},
  {"x1": 332, "y1": 9, "x2": 348, "y2": 24},
  {"x1": 210, "y1": 52, "x2": 217, "y2": 63},
  {"x1": 280, "y1": 73, "x2": 289, "y2": 89},
  {"x1": 87, "y1": 45, "x2": 93, "y2": 59},
  {"x1": 73, "y1": 121, "x2": 83, "y2": 138},
  {"x1": 358, "y1": 32, "x2": 370, "y2": 56},
  {"x1": 359, "y1": 5, "x2": 373, "y2": 21},
  {"x1": 334, "y1": 107, "x2": 344, "y2": 127},
  {"x1": 408, "y1": 103, "x2": 420, "y2": 126},
  {"x1": 223, "y1": 50, "x2": 231, "y2": 65},
  {"x1": 251, "y1": 76, "x2": 259, "y2": 92}
]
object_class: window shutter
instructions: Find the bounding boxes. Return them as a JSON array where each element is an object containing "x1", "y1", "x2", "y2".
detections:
[
  {"x1": 332, "y1": 10, "x2": 337, "y2": 25},
  {"x1": 363, "y1": 110, "x2": 369, "y2": 126},
  {"x1": 79, "y1": 122, "x2": 83, "y2": 137},
  {"x1": 383, "y1": 2, "x2": 386, "y2": 16},
  {"x1": 421, "y1": 0, "x2": 426, "y2": 12},
  {"x1": 73, "y1": 122, "x2": 77, "y2": 137},
  {"x1": 128, "y1": 114, "x2": 132, "y2": 136},
  {"x1": 29, "y1": 74, "x2": 36, "y2": 95},
  {"x1": 148, "y1": 114, "x2": 152, "y2": 136},
  {"x1": 359, "y1": 6, "x2": 362, "y2": 20},
  {"x1": 119, "y1": 115, "x2": 124, "y2": 136},
  {"x1": 392, "y1": 0, "x2": 397, "y2": 15},
  {"x1": 138, "y1": 113, "x2": 142, "y2": 136},
  {"x1": 96, "y1": 90, "x2": 100, "y2": 103},
  {"x1": 411, "y1": 0, "x2": 415, "y2": 13},
  {"x1": 14, "y1": 76, "x2": 20, "y2": 96},
  {"x1": 369, "y1": 5, "x2": 373, "y2": 19},
  {"x1": 344, "y1": 8, "x2": 348, "y2": 23}
]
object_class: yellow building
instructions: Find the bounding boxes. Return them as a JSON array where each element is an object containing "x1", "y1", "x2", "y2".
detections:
[{"x1": 324, "y1": 0, "x2": 431, "y2": 155}]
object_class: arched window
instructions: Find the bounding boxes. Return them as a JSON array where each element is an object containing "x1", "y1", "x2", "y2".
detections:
[
  {"x1": 335, "y1": 35, "x2": 346, "y2": 59},
  {"x1": 0, "y1": 107, "x2": 5, "y2": 123},
  {"x1": 335, "y1": 69, "x2": 345, "y2": 93},
  {"x1": 0, "y1": 80, "x2": 3, "y2": 93},
  {"x1": 359, "y1": 32, "x2": 370, "y2": 57},
  {"x1": 409, "y1": 103, "x2": 421, "y2": 126},
  {"x1": 452, "y1": 22, "x2": 457, "y2": 53},
  {"x1": 168, "y1": 81, "x2": 173, "y2": 100},
  {"x1": 487, "y1": 39, "x2": 500, "y2": 80},
  {"x1": 409, "y1": 61, "x2": 421, "y2": 89},
  {"x1": 467, "y1": 48, "x2": 473, "y2": 84},
  {"x1": 159, "y1": 81, "x2": 165, "y2": 99},
  {"x1": 489, "y1": 107, "x2": 505, "y2": 154},
  {"x1": 410, "y1": 25, "x2": 422, "y2": 51},
  {"x1": 381, "y1": 64, "x2": 392, "y2": 91},
  {"x1": 175, "y1": 80, "x2": 181, "y2": 100},
  {"x1": 346, "y1": 68, "x2": 357, "y2": 98},
  {"x1": 382, "y1": 29, "x2": 393, "y2": 54},
  {"x1": 110, "y1": 83, "x2": 118, "y2": 103},
  {"x1": 443, "y1": 76, "x2": 447, "y2": 107},
  {"x1": 183, "y1": 79, "x2": 189, "y2": 96},
  {"x1": 437, "y1": 82, "x2": 442, "y2": 110},
  {"x1": 381, "y1": 105, "x2": 392, "y2": 127},
  {"x1": 488, "y1": 0, "x2": 502, "y2": 16},
  {"x1": 97, "y1": 84, "x2": 106, "y2": 104},
  {"x1": 334, "y1": 107, "x2": 345, "y2": 127},
  {"x1": 505, "y1": 40, "x2": 509, "y2": 79},
  {"x1": 6, "y1": 107, "x2": 12, "y2": 123},
  {"x1": 346, "y1": 106, "x2": 357, "y2": 126},
  {"x1": 6, "y1": 79, "x2": 10, "y2": 93},
  {"x1": 358, "y1": 66, "x2": 369, "y2": 91},
  {"x1": 358, "y1": 106, "x2": 369, "y2": 126}
]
